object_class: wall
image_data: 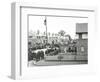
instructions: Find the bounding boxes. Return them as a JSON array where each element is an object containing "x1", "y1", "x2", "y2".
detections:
[
  {"x1": 0, "y1": 0, "x2": 100, "y2": 81},
  {"x1": 76, "y1": 39, "x2": 88, "y2": 55}
]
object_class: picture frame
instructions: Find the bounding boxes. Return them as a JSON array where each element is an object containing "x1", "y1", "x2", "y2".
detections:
[{"x1": 11, "y1": 2, "x2": 96, "y2": 80}]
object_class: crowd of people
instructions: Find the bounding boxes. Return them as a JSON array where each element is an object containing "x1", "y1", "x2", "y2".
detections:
[
  {"x1": 28, "y1": 43, "x2": 61, "y2": 61},
  {"x1": 28, "y1": 41, "x2": 77, "y2": 62}
]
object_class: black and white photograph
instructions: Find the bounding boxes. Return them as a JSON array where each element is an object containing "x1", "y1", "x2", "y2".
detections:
[
  {"x1": 28, "y1": 15, "x2": 88, "y2": 66},
  {"x1": 11, "y1": 2, "x2": 96, "y2": 79}
]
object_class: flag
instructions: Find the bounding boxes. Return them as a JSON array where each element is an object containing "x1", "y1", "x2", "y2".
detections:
[{"x1": 44, "y1": 17, "x2": 47, "y2": 25}]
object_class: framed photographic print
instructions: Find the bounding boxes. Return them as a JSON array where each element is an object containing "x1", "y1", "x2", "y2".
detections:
[{"x1": 11, "y1": 2, "x2": 96, "y2": 80}]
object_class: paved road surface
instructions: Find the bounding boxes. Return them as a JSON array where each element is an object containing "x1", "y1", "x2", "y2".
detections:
[{"x1": 28, "y1": 60, "x2": 87, "y2": 67}]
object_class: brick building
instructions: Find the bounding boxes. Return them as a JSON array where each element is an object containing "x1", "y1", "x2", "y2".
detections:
[{"x1": 75, "y1": 23, "x2": 88, "y2": 56}]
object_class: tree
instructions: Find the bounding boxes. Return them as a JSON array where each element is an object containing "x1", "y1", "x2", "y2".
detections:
[
  {"x1": 65, "y1": 34, "x2": 72, "y2": 41},
  {"x1": 58, "y1": 30, "x2": 66, "y2": 37}
]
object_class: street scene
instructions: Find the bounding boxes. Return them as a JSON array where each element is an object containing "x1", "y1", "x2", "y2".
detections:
[{"x1": 28, "y1": 16, "x2": 88, "y2": 66}]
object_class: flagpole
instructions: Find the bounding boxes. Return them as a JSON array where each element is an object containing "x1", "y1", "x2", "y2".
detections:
[{"x1": 45, "y1": 16, "x2": 48, "y2": 44}]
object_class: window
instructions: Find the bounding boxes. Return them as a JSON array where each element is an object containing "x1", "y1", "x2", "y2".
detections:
[
  {"x1": 81, "y1": 46, "x2": 84, "y2": 52},
  {"x1": 82, "y1": 34, "x2": 88, "y2": 39}
]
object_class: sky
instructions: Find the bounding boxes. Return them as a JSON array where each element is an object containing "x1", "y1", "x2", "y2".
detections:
[{"x1": 29, "y1": 16, "x2": 88, "y2": 39}]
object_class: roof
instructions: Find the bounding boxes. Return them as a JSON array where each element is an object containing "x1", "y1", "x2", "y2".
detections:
[{"x1": 76, "y1": 23, "x2": 88, "y2": 33}]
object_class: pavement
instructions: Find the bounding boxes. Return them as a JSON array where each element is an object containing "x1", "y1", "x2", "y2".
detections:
[{"x1": 28, "y1": 60, "x2": 87, "y2": 67}]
